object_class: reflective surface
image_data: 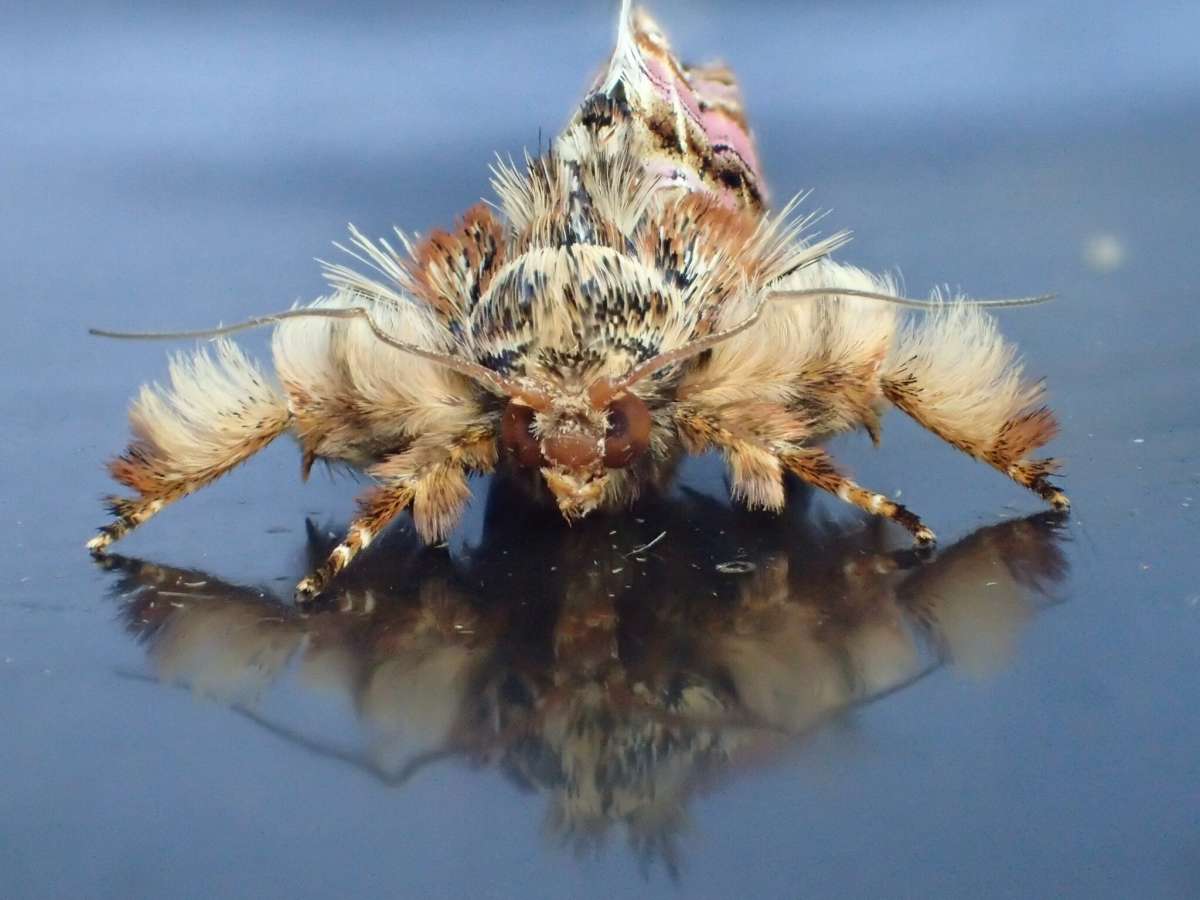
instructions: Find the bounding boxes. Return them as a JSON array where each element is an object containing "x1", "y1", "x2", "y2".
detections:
[
  {"x1": 103, "y1": 491, "x2": 1069, "y2": 878},
  {"x1": 3, "y1": 2, "x2": 1199, "y2": 898}
]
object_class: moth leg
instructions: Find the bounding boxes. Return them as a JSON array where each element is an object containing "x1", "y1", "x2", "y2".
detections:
[
  {"x1": 882, "y1": 303, "x2": 1069, "y2": 510},
  {"x1": 294, "y1": 428, "x2": 496, "y2": 602},
  {"x1": 88, "y1": 341, "x2": 290, "y2": 553},
  {"x1": 294, "y1": 480, "x2": 416, "y2": 600},
  {"x1": 674, "y1": 408, "x2": 934, "y2": 545},
  {"x1": 778, "y1": 446, "x2": 937, "y2": 546}
]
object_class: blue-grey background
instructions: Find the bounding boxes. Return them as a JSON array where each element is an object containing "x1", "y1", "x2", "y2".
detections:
[{"x1": 2, "y1": 1, "x2": 1198, "y2": 898}]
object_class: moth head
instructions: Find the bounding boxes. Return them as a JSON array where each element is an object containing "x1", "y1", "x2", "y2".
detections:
[{"x1": 500, "y1": 379, "x2": 652, "y2": 520}]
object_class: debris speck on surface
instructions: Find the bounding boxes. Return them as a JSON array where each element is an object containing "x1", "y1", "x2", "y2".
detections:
[
  {"x1": 716, "y1": 560, "x2": 756, "y2": 574},
  {"x1": 626, "y1": 531, "x2": 667, "y2": 557}
]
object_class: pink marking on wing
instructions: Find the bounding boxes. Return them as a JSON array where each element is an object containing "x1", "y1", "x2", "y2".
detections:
[
  {"x1": 644, "y1": 56, "x2": 704, "y2": 125},
  {"x1": 690, "y1": 75, "x2": 742, "y2": 106},
  {"x1": 701, "y1": 107, "x2": 761, "y2": 177}
]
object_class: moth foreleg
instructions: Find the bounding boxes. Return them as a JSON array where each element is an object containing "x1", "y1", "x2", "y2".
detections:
[
  {"x1": 88, "y1": 341, "x2": 290, "y2": 553},
  {"x1": 294, "y1": 428, "x2": 496, "y2": 602},
  {"x1": 778, "y1": 446, "x2": 937, "y2": 546},
  {"x1": 294, "y1": 480, "x2": 416, "y2": 600},
  {"x1": 882, "y1": 303, "x2": 1069, "y2": 510}
]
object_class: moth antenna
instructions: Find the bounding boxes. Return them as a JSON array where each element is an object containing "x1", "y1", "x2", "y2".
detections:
[
  {"x1": 610, "y1": 303, "x2": 770, "y2": 391},
  {"x1": 768, "y1": 288, "x2": 1056, "y2": 309},
  {"x1": 88, "y1": 308, "x2": 349, "y2": 341},
  {"x1": 89, "y1": 307, "x2": 522, "y2": 397},
  {"x1": 611, "y1": 287, "x2": 1055, "y2": 391}
]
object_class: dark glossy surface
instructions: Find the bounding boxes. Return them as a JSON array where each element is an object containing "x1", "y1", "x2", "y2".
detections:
[{"x1": 2, "y1": 2, "x2": 1198, "y2": 897}]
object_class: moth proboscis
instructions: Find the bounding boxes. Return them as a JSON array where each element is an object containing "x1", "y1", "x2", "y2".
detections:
[{"x1": 88, "y1": 2, "x2": 1069, "y2": 602}]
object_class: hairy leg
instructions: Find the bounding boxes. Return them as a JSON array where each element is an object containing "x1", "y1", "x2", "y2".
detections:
[
  {"x1": 675, "y1": 408, "x2": 935, "y2": 545},
  {"x1": 294, "y1": 480, "x2": 416, "y2": 599},
  {"x1": 882, "y1": 303, "x2": 1069, "y2": 510},
  {"x1": 779, "y1": 446, "x2": 937, "y2": 545},
  {"x1": 88, "y1": 341, "x2": 291, "y2": 552},
  {"x1": 295, "y1": 427, "x2": 496, "y2": 601}
]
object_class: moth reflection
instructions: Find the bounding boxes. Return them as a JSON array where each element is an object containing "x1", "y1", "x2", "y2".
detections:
[{"x1": 100, "y1": 495, "x2": 1067, "y2": 877}]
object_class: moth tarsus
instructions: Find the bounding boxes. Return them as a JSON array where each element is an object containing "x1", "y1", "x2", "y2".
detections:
[{"x1": 88, "y1": 3, "x2": 1069, "y2": 602}]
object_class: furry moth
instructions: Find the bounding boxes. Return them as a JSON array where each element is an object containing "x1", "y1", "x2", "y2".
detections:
[{"x1": 88, "y1": 2, "x2": 1069, "y2": 601}]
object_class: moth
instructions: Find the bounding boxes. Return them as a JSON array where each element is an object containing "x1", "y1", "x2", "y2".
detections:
[{"x1": 88, "y1": 2, "x2": 1069, "y2": 601}]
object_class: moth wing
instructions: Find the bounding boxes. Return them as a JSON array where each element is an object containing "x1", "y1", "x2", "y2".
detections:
[{"x1": 565, "y1": 2, "x2": 767, "y2": 211}]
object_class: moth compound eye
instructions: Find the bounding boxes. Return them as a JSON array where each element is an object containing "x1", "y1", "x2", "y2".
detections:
[
  {"x1": 501, "y1": 402, "x2": 543, "y2": 468},
  {"x1": 603, "y1": 393, "x2": 651, "y2": 468}
]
